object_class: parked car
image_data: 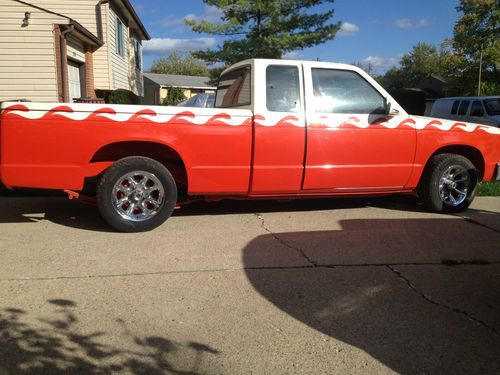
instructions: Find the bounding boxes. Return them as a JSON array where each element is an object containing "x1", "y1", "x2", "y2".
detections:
[
  {"x1": 1, "y1": 59, "x2": 499, "y2": 232},
  {"x1": 430, "y1": 96, "x2": 500, "y2": 127},
  {"x1": 177, "y1": 93, "x2": 215, "y2": 108}
]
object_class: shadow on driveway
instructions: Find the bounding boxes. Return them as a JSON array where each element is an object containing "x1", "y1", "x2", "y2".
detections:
[
  {"x1": 0, "y1": 299, "x2": 219, "y2": 375},
  {"x1": 0, "y1": 194, "x2": 472, "y2": 232},
  {"x1": 243, "y1": 216, "x2": 500, "y2": 374}
]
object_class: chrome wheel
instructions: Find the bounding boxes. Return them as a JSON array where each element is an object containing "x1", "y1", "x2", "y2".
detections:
[
  {"x1": 438, "y1": 165, "x2": 470, "y2": 207},
  {"x1": 112, "y1": 171, "x2": 164, "y2": 222}
]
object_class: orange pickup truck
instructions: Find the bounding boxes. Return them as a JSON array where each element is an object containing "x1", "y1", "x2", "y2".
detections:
[{"x1": 1, "y1": 59, "x2": 499, "y2": 231}]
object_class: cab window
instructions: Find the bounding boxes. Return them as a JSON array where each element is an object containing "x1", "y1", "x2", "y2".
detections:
[
  {"x1": 450, "y1": 100, "x2": 460, "y2": 115},
  {"x1": 266, "y1": 65, "x2": 301, "y2": 112},
  {"x1": 312, "y1": 69, "x2": 385, "y2": 114},
  {"x1": 215, "y1": 66, "x2": 251, "y2": 108}
]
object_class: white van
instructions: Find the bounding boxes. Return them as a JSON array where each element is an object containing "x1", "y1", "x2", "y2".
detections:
[{"x1": 430, "y1": 96, "x2": 500, "y2": 127}]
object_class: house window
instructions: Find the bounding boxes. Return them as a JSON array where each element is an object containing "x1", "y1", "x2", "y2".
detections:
[
  {"x1": 134, "y1": 39, "x2": 142, "y2": 70},
  {"x1": 68, "y1": 60, "x2": 84, "y2": 101},
  {"x1": 116, "y1": 16, "x2": 125, "y2": 57}
]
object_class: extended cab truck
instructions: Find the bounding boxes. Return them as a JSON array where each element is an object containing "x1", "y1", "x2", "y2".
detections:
[{"x1": 1, "y1": 59, "x2": 499, "y2": 232}]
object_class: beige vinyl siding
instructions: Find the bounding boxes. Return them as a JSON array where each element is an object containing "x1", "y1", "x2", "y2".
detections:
[
  {"x1": 0, "y1": 0, "x2": 66, "y2": 102},
  {"x1": 93, "y1": 2, "x2": 110, "y2": 90},
  {"x1": 108, "y1": 6, "x2": 129, "y2": 91},
  {"x1": 25, "y1": 0, "x2": 98, "y2": 34}
]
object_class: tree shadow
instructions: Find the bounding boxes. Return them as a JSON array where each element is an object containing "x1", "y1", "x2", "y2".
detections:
[
  {"x1": 0, "y1": 299, "x2": 219, "y2": 374},
  {"x1": 243, "y1": 218, "x2": 500, "y2": 374}
]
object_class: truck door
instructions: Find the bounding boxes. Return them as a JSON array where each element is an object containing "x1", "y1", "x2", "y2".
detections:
[
  {"x1": 302, "y1": 64, "x2": 416, "y2": 191},
  {"x1": 251, "y1": 61, "x2": 306, "y2": 193}
]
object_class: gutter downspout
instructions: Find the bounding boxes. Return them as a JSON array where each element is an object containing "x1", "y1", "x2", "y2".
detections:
[
  {"x1": 60, "y1": 25, "x2": 74, "y2": 102},
  {"x1": 96, "y1": 0, "x2": 108, "y2": 41}
]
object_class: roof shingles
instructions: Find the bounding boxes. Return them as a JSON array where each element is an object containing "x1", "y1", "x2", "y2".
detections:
[{"x1": 144, "y1": 73, "x2": 214, "y2": 89}]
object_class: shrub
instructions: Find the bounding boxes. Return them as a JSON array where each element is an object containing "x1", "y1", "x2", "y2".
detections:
[
  {"x1": 107, "y1": 89, "x2": 140, "y2": 105},
  {"x1": 161, "y1": 87, "x2": 187, "y2": 106}
]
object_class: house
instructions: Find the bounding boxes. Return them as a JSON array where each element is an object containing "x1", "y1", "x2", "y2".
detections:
[
  {"x1": 0, "y1": 0, "x2": 150, "y2": 103},
  {"x1": 143, "y1": 73, "x2": 216, "y2": 105}
]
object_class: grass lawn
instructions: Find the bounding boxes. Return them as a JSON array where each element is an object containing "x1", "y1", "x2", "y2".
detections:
[{"x1": 477, "y1": 181, "x2": 500, "y2": 196}]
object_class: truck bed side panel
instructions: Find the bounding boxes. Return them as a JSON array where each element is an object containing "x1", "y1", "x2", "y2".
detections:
[{"x1": 0, "y1": 103, "x2": 253, "y2": 193}]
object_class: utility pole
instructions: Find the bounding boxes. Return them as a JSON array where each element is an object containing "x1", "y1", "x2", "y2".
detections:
[{"x1": 477, "y1": 44, "x2": 483, "y2": 96}]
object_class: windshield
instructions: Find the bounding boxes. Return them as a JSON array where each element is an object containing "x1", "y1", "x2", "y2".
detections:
[{"x1": 484, "y1": 98, "x2": 500, "y2": 116}]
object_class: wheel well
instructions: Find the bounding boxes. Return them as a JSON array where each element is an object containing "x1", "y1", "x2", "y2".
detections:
[
  {"x1": 89, "y1": 141, "x2": 188, "y2": 191},
  {"x1": 427, "y1": 145, "x2": 485, "y2": 180}
]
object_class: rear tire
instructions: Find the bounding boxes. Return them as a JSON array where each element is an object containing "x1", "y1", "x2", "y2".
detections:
[
  {"x1": 97, "y1": 156, "x2": 177, "y2": 232},
  {"x1": 419, "y1": 153, "x2": 477, "y2": 213}
]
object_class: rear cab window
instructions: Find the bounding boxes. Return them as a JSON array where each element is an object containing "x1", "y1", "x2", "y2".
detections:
[
  {"x1": 450, "y1": 100, "x2": 460, "y2": 115},
  {"x1": 215, "y1": 66, "x2": 251, "y2": 108}
]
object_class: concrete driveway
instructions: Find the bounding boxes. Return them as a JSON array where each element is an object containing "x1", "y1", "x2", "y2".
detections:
[{"x1": 0, "y1": 195, "x2": 499, "y2": 374}]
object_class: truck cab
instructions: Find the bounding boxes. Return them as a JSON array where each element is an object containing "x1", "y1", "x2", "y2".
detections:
[{"x1": 215, "y1": 59, "x2": 412, "y2": 194}]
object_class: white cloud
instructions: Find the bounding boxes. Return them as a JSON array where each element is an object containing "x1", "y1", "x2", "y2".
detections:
[
  {"x1": 362, "y1": 55, "x2": 400, "y2": 72},
  {"x1": 394, "y1": 18, "x2": 429, "y2": 29},
  {"x1": 161, "y1": 16, "x2": 186, "y2": 28},
  {"x1": 337, "y1": 22, "x2": 360, "y2": 37},
  {"x1": 416, "y1": 18, "x2": 429, "y2": 28},
  {"x1": 161, "y1": 6, "x2": 223, "y2": 30},
  {"x1": 143, "y1": 38, "x2": 216, "y2": 55}
]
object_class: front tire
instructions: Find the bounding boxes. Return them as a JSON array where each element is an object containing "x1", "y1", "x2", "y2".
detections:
[
  {"x1": 97, "y1": 156, "x2": 177, "y2": 232},
  {"x1": 419, "y1": 153, "x2": 477, "y2": 213}
]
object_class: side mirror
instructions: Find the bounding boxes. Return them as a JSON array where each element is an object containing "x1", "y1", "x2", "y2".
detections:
[{"x1": 385, "y1": 99, "x2": 399, "y2": 116}]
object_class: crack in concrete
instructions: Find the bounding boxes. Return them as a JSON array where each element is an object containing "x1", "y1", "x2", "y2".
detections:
[
  {"x1": 1, "y1": 262, "x2": 499, "y2": 282},
  {"x1": 254, "y1": 213, "x2": 317, "y2": 267},
  {"x1": 454, "y1": 214, "x2": 500, "y2": 235},
  {"x1": 387, "y1": 265, "x2": 500, "y2": 337}
]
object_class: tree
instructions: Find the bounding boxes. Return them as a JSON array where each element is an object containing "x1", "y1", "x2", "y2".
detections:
[
  {"x1": 351, "y1": 61, "x2": 375, "y2": 77},
  {"x1": 377, "y1": 42, "x2": 463, "y2": 92},
  {"x1": 186, "y1": 0, "x2": 340, "y2": 66},
  {"x1": 161, "y1": 87, "x2": 187, "y2": 106},
  {"x1": 150, "y1": 52, "x2": 209, "y2": 76},
  {"x1": 453, "y1": 0, "x2": 500, "y2": 95}
]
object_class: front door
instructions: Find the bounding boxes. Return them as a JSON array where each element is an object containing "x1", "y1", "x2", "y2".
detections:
[{"x1": 302, "y1": 65, "x2": 416, "y2": 191}]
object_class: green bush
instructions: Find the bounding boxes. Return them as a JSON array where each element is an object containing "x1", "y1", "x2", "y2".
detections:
[
  {"x1": 161, "y1": 87, "x2": 187, "y2": 106},
  {"x1": 106, "y1": 89, "x2": 140, "y2": 105}
]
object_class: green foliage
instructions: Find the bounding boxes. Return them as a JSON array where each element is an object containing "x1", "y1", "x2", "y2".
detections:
[
  {"x1": 453, "y1": 0, "x2": 500, "y2": 95},
  {"x1": 106, "y1": 89, "x2": 140, "y2": 105},
  {"x1": 477, "y1": 181, "x2": 500, "y2": 196},
  {"x1": 453, "y1": 0, "x2": 499, "y2": 68},
  {"x1": 378, "y1": 0, "x2": 500, "y2": 96},
  {"x1": 376, "y1": 42, "x2": 465, "y2": 92},
  {"x1": 186, "y1": 0, "x2": 340, "y2": 67},
  {"x1": 161, "y1": 87, "x2": 187, "y2": 106},
  {"x1": 150, "y1": 52, "x2": 209, "y2": 76}
]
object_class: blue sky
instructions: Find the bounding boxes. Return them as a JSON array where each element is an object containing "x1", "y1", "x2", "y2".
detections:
[{"x1": 130, "y1": 0, "x2": 461, "y2": 74}]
